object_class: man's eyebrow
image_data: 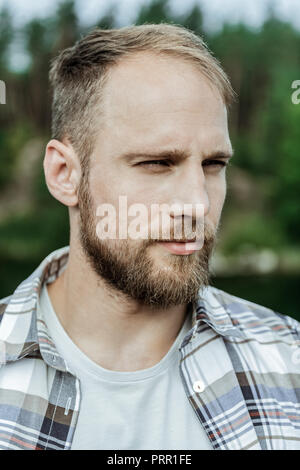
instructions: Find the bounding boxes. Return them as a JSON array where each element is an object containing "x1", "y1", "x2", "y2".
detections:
[
  {"x1": 118, "y1": 148, "x2": 234, "y2": 162},
  {"x1": 118, "y1": 149, "x2": 189, "y2": 163}
]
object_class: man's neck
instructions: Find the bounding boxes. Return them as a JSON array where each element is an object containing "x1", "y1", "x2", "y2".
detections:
[{"x1": 46, "y1": 245, "x2": 189, "y2": 372}]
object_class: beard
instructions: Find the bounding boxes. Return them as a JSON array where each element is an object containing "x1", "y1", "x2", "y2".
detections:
[{"x1": 77, "y1": 177, "x2": 218, "y2": 309}]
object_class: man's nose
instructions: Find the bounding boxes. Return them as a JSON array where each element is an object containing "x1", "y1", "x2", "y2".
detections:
[{"x1": 169, "y1": 163, "x2": 210, "y2": 220}]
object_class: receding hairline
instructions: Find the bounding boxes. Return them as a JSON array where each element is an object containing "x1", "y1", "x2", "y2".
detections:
[
  {"x1": 101, "y1": 48, "x2": 228, "y2": 95},
  {"x1": 93, "y1": 49, "x2": 229, "y2": 136}
]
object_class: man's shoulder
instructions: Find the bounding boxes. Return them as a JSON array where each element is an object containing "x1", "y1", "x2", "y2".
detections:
[
  {"x1": 208, "y1": 285, "x2": 300, "y2": 342},
  {"x1": 0, "y1": 246, "x2": 70, "y2": 327}
]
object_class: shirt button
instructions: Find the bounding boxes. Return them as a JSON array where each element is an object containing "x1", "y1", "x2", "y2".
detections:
[{"x1": 193, "y1": 380, "x2": 205, "y2": 393}]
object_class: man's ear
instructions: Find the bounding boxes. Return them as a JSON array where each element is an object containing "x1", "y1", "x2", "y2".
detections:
[{"x1": 43, "y1": 138, "x2": 81, "y2": 207}]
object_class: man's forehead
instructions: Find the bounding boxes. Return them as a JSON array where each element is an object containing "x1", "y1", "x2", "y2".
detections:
[
  {"x1": 100, "y1": 51, "x2": 226, "y2": 122},
  {"x1": 92, "y1": 52, "x2": 231, "y2": 162}
]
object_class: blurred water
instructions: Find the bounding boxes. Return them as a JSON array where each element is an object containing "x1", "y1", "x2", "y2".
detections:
[{"x1": 212, "y1": 274, "x2": 300, "y2": 321}]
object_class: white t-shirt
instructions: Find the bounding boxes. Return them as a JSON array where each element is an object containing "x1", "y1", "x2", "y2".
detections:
[{"x1": 38, "y1": 283, "x2": 212, "y2": 450}]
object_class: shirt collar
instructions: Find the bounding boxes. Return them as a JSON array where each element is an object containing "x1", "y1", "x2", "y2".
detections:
[
  {"x1": 191, "y1": 286, "x2": 245, "y2": 338},
  {"x1": 0, "y1": 246, "x2": 69, "y2": 370},
  {"x1": 0, "y1": 246, "x2": 244, "y2": 369}
]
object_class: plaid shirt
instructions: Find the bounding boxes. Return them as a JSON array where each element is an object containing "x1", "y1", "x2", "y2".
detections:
[{"x1": 0, "y1": 246, "x2": 300, "y2": 450}]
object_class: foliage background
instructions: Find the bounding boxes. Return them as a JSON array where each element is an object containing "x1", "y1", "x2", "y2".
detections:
[{"x1": 0, "y1": 0, "x2": 299, "y2": 318}]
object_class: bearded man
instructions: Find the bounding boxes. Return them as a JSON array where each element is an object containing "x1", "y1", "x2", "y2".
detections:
[{"x1": 0, "y1": 23, "x2": 299, "y2": 451}]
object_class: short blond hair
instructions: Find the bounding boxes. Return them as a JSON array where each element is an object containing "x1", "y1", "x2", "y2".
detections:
[{"x1": 49, "y1": 23, "x2": 235, "y2": 168}]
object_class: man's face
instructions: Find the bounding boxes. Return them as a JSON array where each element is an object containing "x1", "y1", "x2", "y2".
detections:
[{"x1": 77, "y1": 52, "x2": 233, "y2": 308}]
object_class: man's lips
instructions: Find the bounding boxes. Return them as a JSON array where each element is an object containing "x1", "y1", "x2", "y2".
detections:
[{"x1": 157, "y1": 240, "x2": 203, "y2": 255}]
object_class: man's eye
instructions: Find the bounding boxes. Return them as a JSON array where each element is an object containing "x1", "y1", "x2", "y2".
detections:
[
  {"x1": 203, "y1": 160, "x2": 228, "y2": 168},
  {"x1": 140, "y1": 160, "x2": 170, "y2": 166},
  {"x1": 137, "y1": 160, "x2": 171, "y2": 168}
]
